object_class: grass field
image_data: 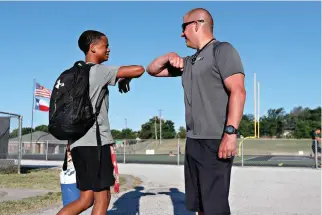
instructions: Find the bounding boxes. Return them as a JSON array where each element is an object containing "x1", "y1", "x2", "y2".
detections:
[{"x1": 0, "y1": 168, "x2": 140, "y2": 215}]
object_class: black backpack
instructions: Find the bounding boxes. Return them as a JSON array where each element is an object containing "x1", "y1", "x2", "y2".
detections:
[{"x1": 48, "y1": 61, "x2": 106, "y2": 173}]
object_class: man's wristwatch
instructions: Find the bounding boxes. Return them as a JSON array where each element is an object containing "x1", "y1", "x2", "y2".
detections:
[{"x1": 224, "y1": 125, "x2": 238, "y2": 135}]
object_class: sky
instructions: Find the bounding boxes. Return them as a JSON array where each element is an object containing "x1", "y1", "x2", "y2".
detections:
[{"x1": 0, "y1": 1, "x2": 320, "y2": 131}]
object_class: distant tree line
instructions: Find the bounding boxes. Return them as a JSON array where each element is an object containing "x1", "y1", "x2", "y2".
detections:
[
  {"x1": 239, "y1": 106, "x2": 321, "y2": 138},
  {"x1": 9, "y1": 106, "x2": 320, "y2": 139}
]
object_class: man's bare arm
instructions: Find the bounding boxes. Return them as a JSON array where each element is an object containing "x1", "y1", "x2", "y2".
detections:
[
  {"x1": 147, "y1": 52, "x2": 183, "y2": 77},
  {"x1": 224, "y1": 73, "x2": 246, "y2": 129}
]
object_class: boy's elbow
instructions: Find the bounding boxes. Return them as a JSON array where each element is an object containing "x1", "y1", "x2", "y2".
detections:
[{"x1": 135, "y1": 66, "x2": 145, "y2": 77}]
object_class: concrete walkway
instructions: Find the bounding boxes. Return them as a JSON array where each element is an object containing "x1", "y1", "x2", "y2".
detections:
[
  {"x1": 24, "y1": 164, "x2": 320, "y2": 215},
  {"x1": 0, "y1": 188, "x2": 50, "y2": 203}
]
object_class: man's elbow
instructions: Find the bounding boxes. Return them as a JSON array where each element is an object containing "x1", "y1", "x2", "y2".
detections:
[
  {"x1": 232, "y1": 87, "x2": 246, "y2": 101},
  {"x1": 146, "y1": 64, "x2": 157, "y2": 76},
  {"x1": 240, "y1": 88, "x2": 246, "y2": 101}
]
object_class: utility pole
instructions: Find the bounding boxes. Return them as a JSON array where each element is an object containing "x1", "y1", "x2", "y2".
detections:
[
  {"x1": 159, "y1": 109, "x2": 162, "y2": 144},
  {"x1": 124, "y1": 118, "x2": 127, "y2": 139},
  {"x1": 154, "y1": 116, "x2": 158, "y2": 141},
  {"x1": 254, "y1": 73, "x2": 257, "y2": 138}
]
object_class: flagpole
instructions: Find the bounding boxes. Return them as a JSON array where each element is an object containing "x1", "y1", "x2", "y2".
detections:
[{"x1": 30, "y1": 78, "x2": 35, "y2": 144}]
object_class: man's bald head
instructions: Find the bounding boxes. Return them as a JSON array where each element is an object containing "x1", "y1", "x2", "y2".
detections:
[{"x1": 185, "y1": 8, "x2": 214, "y2": 33}]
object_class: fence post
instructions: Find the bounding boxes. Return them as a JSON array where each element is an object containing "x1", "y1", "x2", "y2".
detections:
[
  {"x1": 123, "y1": 140, "x2": 126, "y2": 164},
  {"x1": 177, "y1": 138, "x2": 180, "y2": 165},
  {"x1": 45, "y1": 141, "x2": 48, "y2": 161},
  {"x1": 241, "y1": 141, "x2": 244, "y2": 167},
  {"x1": 315, "y1": 140, "x2": 318, "y2": 169},
  {"x1": 17, "y1": 115, "x2": 22, "y2": 174}
]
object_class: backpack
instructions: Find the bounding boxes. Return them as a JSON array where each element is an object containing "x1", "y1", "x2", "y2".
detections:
[{"x1": 48, "y1": 61, "x2": 106, "y2": 173}]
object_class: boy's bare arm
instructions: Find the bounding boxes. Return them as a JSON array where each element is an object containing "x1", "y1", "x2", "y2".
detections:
[{"x1": 116, "y1": 65, "x2": 145, "y2": 79}]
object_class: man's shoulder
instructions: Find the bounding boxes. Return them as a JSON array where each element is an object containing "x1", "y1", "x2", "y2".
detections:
[{"x1": 213, "y1": 41, "x2": 237, "y2": 53}]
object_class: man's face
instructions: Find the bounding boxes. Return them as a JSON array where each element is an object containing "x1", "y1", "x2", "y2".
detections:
[
  {"x1": 317, "y1": 129, "x2": 321, "y2": 134},
  {"x1": 181, "y1": 15, "x2": 198, "y2": 49},
  {"x1": 92, "y1": 36, "x2": 110, "y2": 62}
]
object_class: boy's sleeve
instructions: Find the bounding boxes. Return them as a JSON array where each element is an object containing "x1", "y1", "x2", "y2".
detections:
[
  {"x1": 96, "y1": 64, "x2": 120, "y2": 87},
  {"x1": 215, "y1": 42, "x2": 245, "y2": 81}
]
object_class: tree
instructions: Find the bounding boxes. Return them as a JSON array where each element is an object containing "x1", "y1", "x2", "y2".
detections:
[
  {"x1": 161, "y1": 120, "x2": 176, "y2": 139},
  {"x1": 139, "y1": 116, "x2": 176, "y2": 139},
  {"x1": 260, "y1": 108, "x2": 286, "y2": 137},
  {"x1": 293, "y1": 121, "x2": 311, "y2": 138},
  {"x1": 238, "y1": 114, "x2": 255, "y2": 137},
  {"x1": 9, "y1": 127, "x2": 34, "y2": 138},
  {"x1": 177, "y1": 126, "x2": 186, "y2": 138},
  {"x1": 35, "y1": 125, "x2": 48, "y2": 132},
  {"x1": 111, "y1": 129, "x2": 122, "y2": 139},
  {"x1": 121, "y1": 128, "x2": 137, "y2": 139}
]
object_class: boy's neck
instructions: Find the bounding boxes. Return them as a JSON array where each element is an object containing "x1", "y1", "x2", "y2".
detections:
[{"x1": 85, "y1": 55, "x2": 100, "y2": 64}]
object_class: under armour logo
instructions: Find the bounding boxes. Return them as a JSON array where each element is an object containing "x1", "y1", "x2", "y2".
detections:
[
  {"x1": 191, "y1": 54, "x2": 204, "y2": 65},
  {"x1": 55, "y1": 80, "x2": 64, "y2": 89},
  {"x1": 196, "y1": 56, "x2": 204, "y2": 61}
]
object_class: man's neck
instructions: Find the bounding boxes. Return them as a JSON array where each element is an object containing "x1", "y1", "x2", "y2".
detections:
[{"x1": 197, "y1": 36, "x2": 215, "y2": 51}]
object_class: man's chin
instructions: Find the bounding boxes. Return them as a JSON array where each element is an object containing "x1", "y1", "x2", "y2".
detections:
[{"x1": 186, "y1": 43, "x2": 193, "y2": 49}]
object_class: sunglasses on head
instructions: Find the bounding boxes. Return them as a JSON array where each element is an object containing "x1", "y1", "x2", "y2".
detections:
[{"x1": 181, "y1": 20, "x2": 204, "y2": 32}]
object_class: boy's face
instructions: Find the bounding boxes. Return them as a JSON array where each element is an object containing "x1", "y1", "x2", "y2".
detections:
[{"x1": 91, "y1": 36, "x2": 110, "y2": 62}]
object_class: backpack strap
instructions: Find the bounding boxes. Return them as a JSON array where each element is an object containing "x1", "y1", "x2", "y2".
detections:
[
  {"x1": 94, "y1": 87, "x2": 107, "y2": 178},
  {"x1": 84, "y1": 62, "x2": 108, "y2": 179},
  {"x1": 62, "y1": 146, "x2": 68, "y2": 171}
]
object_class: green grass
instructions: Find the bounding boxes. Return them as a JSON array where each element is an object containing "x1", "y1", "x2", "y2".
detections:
[
  {"x1": 0, "y1": 168, "x2": 61, "y2": 191},
  {"x1": 237, "y1": 139, "x2": 312, "y2": 155},
  {"x1": 0, "y1": 169, "x2": 141, "y2": 215},
  {"x1": 0, "y1": 192, "x2": 61, "y2": 215}
]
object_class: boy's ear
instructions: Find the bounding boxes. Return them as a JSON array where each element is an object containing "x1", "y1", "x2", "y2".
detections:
[{"x1": 89, "y1": 44, "x2": 96, "y2": 53}]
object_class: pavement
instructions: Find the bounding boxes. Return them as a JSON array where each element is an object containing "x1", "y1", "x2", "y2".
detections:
[
  {"x1": 17, "y1": 163, "x2": 321, "y2": 215},
  {"x1": 0, "y1": 188, "x2": 49, "y2": 203}
]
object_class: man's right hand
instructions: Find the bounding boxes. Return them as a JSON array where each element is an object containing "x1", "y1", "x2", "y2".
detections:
[{"x1": 168, "y1": 52, "x2": 184, "y2": 71}]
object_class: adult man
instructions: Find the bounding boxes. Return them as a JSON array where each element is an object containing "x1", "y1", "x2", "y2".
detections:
[
  {"x1": 57, "y1": 30, "x2": 145, "y2": 215},
  {"x1": 311, "y1": 127, "x2": 321, "y2": 156},
  {"x1": 146, "y1": 8, "x2": 246, "y2": 215}
]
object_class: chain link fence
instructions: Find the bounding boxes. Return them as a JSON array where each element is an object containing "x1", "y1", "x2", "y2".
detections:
[
  {"x1": 237, "y1": 137, "x2": 321, "y2": 168},
  {"x1": 113, "y1": 138, "x2": 183, "y2": 165},
  {"x1": 0, "y1": 111, "x2": 22, "y2": 174},
  {"x1": 6, "y1": 132, "x2": 321, "y2": 169}
]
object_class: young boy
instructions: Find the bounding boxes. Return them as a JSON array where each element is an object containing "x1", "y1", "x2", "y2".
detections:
[{"x1": 57, "y1": 30, "x2": 145, "y2": 215}]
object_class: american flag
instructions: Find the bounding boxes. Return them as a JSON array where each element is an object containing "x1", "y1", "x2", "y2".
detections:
[{"x1": 35, "y1": 82, "x2": 51, "y2": 98}]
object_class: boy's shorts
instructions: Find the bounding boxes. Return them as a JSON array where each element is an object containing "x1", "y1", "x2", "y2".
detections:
[
  {"x1": 184, "y1": 137, "x2": 233, "y2": 215},
  {"x1": 71, "y1": 144, "x2": 115, "y2": 192}
]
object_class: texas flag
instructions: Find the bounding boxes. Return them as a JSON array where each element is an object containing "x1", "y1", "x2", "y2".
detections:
[{"x1": 35, "y1": 98, "x2": 49, "y2": 112}]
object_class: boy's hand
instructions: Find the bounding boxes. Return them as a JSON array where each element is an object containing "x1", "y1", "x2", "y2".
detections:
[{"x1": 118, "y1": 78, "x2": 131, "y2": 93}]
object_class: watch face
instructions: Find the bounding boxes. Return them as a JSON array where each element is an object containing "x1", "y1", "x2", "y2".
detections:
[{"x1": 227, "y1": 126, "x2": 234, "y2": 133}]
